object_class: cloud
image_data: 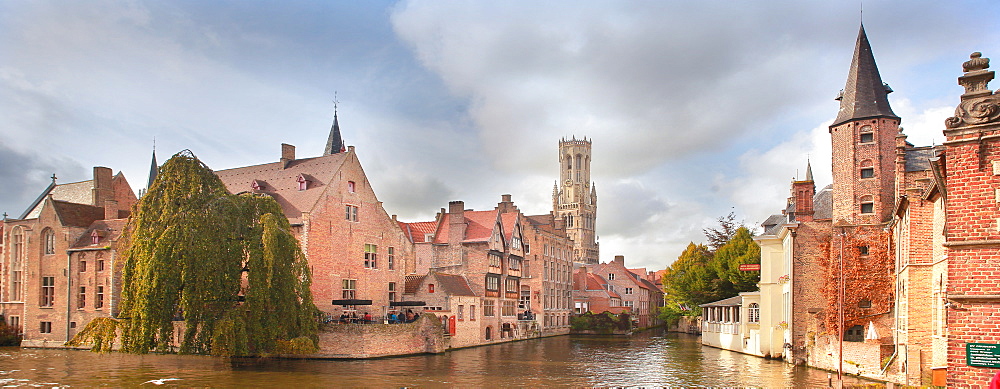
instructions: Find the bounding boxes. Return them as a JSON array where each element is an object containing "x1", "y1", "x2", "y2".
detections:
[{"x1": 0, "y1": 140, "x2": 86, "y2": 218}]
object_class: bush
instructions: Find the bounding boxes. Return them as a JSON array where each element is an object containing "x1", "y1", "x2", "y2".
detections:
[
  {"x1": 570, "y1": 312, "x2": 632, "y2": 334},
  {"x1": 0, "y1": 316, "x2": 22, "y2": 346}
]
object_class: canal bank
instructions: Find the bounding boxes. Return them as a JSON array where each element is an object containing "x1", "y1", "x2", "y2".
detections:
[{"x1": 1, "y1": 328, "x2": 877, "y2": 387}]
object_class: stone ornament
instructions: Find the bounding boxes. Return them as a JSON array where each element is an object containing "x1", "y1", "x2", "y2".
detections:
[{"x1": 946, "y1": 52, "x2": 1000, "y2": 129}]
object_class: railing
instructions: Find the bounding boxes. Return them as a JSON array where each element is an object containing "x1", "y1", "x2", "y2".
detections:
[{"x1": 702, "y1": 321, "x2": 741, "y2": 335}]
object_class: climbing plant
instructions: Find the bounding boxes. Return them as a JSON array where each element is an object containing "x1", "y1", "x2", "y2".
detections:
[{"x1": 69, "y1": 150, "x2": 318, "y2": 356}]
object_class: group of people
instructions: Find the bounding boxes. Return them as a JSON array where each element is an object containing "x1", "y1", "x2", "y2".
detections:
[{"x1": 334, "y1": 309, "x2": 419, "y2": 324}]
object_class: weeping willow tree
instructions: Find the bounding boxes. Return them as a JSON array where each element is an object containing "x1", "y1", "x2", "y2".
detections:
[{"x1": 69, "y1": 150, "x2": 318, "y2": 356}]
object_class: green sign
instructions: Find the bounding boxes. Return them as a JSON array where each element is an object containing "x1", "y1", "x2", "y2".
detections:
[{"x1": 967, "y1": 343, "x2": 1000, "y2": 368}]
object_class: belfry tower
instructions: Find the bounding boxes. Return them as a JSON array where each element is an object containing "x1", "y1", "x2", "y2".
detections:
[{"x1": 553, "y1": 136, "x2": 599, "y2": 265}]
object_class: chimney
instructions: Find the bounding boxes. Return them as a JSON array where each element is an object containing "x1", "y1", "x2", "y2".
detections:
[
  {"x1": 104, "y1": 199, "x2": 119, "y2": 220},
  {"x1": 613, "y1": 255, "x2": 625, "y2": 266},
  {"x1": 575, "y1": 266, "x2": 589, "y2": 291},
  {"x1": 448, "y1": 201, "x2": 466, "y2": 243},
  {"x1": 280, "y1": 143, "x2": 295, "y2": 169},
  {"x1": 92, "y1": 167, "x2": 113, "y2": 206},
  {"x1": 497, "y1": 194, "x2": 516, "y2": 212}
]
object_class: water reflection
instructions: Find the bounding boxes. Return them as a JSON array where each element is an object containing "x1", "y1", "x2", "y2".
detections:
[{"x1": 1, "y1": 329, "x2": 873, "y2": 387}]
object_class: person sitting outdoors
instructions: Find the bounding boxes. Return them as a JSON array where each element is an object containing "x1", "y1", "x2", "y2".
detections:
[
  {"x1": 388, "y1": 312, "x2": 398, "y2": 324},
  {"x1": 363, "y1": 312, "x2": 373, "y2": 323}
]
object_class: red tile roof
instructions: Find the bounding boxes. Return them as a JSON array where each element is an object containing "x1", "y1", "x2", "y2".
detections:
[
  {"x1": 432, "y1": 273, "x2": 477, "y2": 297},
  {"x1": 52, "y1": 200, "x2": 105, "y2": 228},
  {"x1": 214, "y1": 153, "x2": 349, "y2": 224},
  {"x1": 399, "y1": 221, "x2": 437, "y2": 243},
  {"x1": 432, "y1": 209, "x2": 498, "y2": 244},
  {"x1": 404, "y1": 275, "x2": 426, "y2": 294},
  {"x1": 500, "y1": 212, "x2": 518, "y2": 242}
]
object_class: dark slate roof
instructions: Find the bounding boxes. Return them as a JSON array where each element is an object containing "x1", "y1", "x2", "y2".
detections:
[
  {"x1": 700, "y1": 295, "x2": 743, "y2": 308},
  {"x1": 433, "y1": 273, "x2": 478, "y2": 297},
  {"x1": 761, "y1": 214, "x2": 788, "y2": 236},
  {"x1": 832, "y1": 25, "x2": 898, "y2": 127},
  {"x1": 813, "y1": 184, "x2": 833, "y2": 220},
  {"x1": 324, "y1": 112, "x2": 344, "y2": 155},
  {"x1": 905, "y1": 146, "x2": 943, "y2": 172}
]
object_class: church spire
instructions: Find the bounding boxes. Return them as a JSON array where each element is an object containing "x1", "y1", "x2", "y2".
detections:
[
  {"x1": 324, "y1": 100, "x2": 345, "y2": 155},
  {"x1": 805, "y1": 158, "x2": 814, "y2": 182},
  {"x1": 832, "y1": 24, "x2": 898, "y2": 127},
  {"x1": 147, "y1": 145, "x2": 158, "y2": 190}
]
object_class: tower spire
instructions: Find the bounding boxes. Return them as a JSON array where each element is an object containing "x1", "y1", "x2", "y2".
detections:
[
  {"x1": 805, "y1": 158, "x2": 814, "y2": 181},
  {"x1": 832, "y1": 24, "x2": 898, "y2": 127},
  {"x1": 325, "y1": 96, "x2": 345, "y2": 155},
  {"x1": 147, "y1": 140, "x2": 158, "y2": 190}
]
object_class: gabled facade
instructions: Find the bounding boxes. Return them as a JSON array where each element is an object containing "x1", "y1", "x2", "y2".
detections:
[
  {"x1": 522, "y1": 212, "x2": 574, "y2": 334},
  {"x1": 572, "y1": 266, "x2": 623, "y2": 315},
  {"x1": 214, "y1": 122, "x2": 415, "y2": 320},
  {"x1": 1, "y1": 167, "x2": 137, "y2": 347},
  {"x1": 590, "y1": 255, "x2": 662, "y2": 328}
]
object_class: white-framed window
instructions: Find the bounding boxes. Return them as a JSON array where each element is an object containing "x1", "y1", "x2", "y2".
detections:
[
  {"x1": 388, "y1": 247, "x2": 395, "y2": 270},
  {"x1": 345, "y1": 205, "x2": 359, "y2": 222},
  {"x1": 364, "y1": 244, "x2": 377, "y2": 268},
  {"x1": 42, "y1": 228, "x2": 55, "y2": 255},
  {"x1": 483, "y1": 299, "x2": 495, "y2": 317},
  {"x1": 96, "y1": 286, "x2": 105, "y2": 309},
  {"x1": 341, "y1": 279, "x2": 357, "y2": 299},
  {"x1": 748, "y1": 303, "x2": 760, "y2": 323},
  {"x1": 78, "y1": 287, "x2": 86, "y2": 309},
  {"x1": 608, "y1": 273, "x2": 615, "y2": 281},
  {"x1": 40, "y1": 277, "x2": 55, "y2": 307},
  {"x1": 40, "y1": 321, "x2": 52, "y2": 334},
  {"x1": 624, "y1": 287, "x2": 633, "y2": 295}
]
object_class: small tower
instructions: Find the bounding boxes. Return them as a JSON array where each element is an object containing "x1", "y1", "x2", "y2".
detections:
[
  {"x1": 829, "y1": 24, "x2": 900, "y2": 225},
  {"x1": 324, "y1": 104, "x2": 345, "y2": 155},
  {"x1": 553, "y1": 136, "x2": 599, "y2": 264}
]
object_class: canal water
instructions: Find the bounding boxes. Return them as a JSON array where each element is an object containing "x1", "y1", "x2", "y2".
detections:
[{"x1": 1, "y1": 329, "x2": 874, "y2": 387}]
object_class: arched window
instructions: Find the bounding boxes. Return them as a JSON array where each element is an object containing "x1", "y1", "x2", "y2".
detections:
[
  {"x1": 565, "y1": 155, "x2": 572, "y2": 170},
  {"x1": 485, "y1": 326, "x2": 493, "y2": 340},
  {"x1": 748, "y1": 303, "x2": 760, "y2": 323},
  {"x1": 42, "y1": 228, "x2": 55, "y2": 255},
  {"x1": 575, "y1": 154, "x2": 582, "y2": 170},
  {"x1": 10, "y1": 227, "x2": 25, "y2": 301}
]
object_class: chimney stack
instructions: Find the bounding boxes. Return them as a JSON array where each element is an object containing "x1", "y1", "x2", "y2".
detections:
[
  {"x1": 280, "y1": 143, "x2": 296, "y2": 169},
  {"x1": 613, "y1": 255, "x2": 625, "y2": 266},
  {"x1": 448, "y1": 201, "x2": 466, "y2": 243},
  {"x1": 92, "y1": 167, "x2": 113, "y2": 206},
  {"x1": 104, "y1": 199, "x2": 119, "y2": 220}
]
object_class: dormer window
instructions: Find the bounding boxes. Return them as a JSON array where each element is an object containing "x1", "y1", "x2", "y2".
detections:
[
  {"x1": 91, "y1": 230, "x2": 100, "y2": 245},
  {"x1": 347, "y1": 181, "x2": 356, "y2": 193},
  {"x1": 296, "y1": 174, "x2": 309, "y2": 191},
  {"x1": 251, "y1": 180, "x2": 265, "y2": 192}
]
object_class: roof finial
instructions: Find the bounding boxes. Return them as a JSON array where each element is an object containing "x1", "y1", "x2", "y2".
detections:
[
  {"x1": 325, "y1": 93, "x2": 345, "y2": 155},
  {"x1": 51, "y1": 173, "x2": 57, "y2": 183}
]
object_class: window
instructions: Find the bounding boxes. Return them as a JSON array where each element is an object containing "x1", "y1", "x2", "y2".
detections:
[
  {"x1": 505, "y1": 278, "x2": 518, "y2": 294},
  {"x1": 859, "y1": 125, "x2": 874, "y2": 143},
  {"x1": 859, "y1": 299, "x2": 872, "y2": 308},
  {"x1": 485, "y1": 275, "x2": 499, "y2": 292},
  {"x1": 297, "y1": 175, "x2": 309, "y2": 191},
  {"x1": 858, "y1": 245, "x2": 870, "y2": 255},
  {"x1": 97, "y1": 253, "x2": 105, "y2": 272},
  {"x1": 748, "y1": 303, "x2": 760, "y2": 323},
  {"x1": 625, "y1": 287, "x2": 633, "y2": 295},
  {"x1": 845, "y1": 325, "x2": 865, "y2": 342},
  {"x1": 567, "y1": 215, "x2": 573, "y2": 228},
  {"x1": 78, "y1": 287, "x2": 86, "y2": 309},
  {"x1": 96, "y1": 286, "x2": 104, "y2": 309},
  {"x1": 341, "y1": 279, "x2": 357, "y2": 299},
  {"x1": 608, "y1": 273, "x2": 615, "y2": 281},
  {"x1": 860, "y1": 168, "x2": 874, "y2": 178},
  {"x1": 40, "y1": 321, "x2": 52, "y2": 334},
  {"x1": 458, "y1": 305, "x2": 464, "y2": 321},
  {"x1": 508, "y1": 257, "x2": 521, "y2": 271},
  {"x1": 428, "y1": 283, "x2": 435, "y2": 293},
  {"x1": 345, "y1": 205, "x2": 359, "y2": 222},
  {"x1": 347, "y1": 181, "x2": 356, "y2": 193},
  {"x1": 41, "y1": 277, "x2": 55, "y2": 307},
  {"x1": 7, "y1": 316, "x2": 18, "y2": 330},
  {"x1": 502, "y1": 300, "x2": 517, "y2": 316},
  {"x1": 43, "y1": 228, "x2": 55, "y2": 255},
  {"x1": 91, "y1": 230, "x2": 99, "y2": 245},
  {"x1": 11, "y1": 227, "x2": 24, "y2": 301},
  {"x1": 483, "y1": 300, "x2": 495, "y2": 317},
  {"x1": 861, "y1": 202, "x2": 874, "y2": 214},
  {"x1": 388, "y1": 282, "x2": 397, "y2": 302},
  {"x1": 488, "y1": 253, "x2": 502, "y2": 269},
  {"x1": 364, "y1": 244, "x2": 377, "y2": 268},
  {"x1": 519, "y1": 289, "x2": 530, "y2": 310},
  {"x1": 80, "y1": 258, "x2": 87, "y2": 272},
  {"x1": 388, "y1": 247, "x2": 395, "y2": 270}
]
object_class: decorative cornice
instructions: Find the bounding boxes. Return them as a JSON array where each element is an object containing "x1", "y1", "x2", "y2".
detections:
[{"x1": 943, "y1": 239, "x2": 1000, "y2": 248}]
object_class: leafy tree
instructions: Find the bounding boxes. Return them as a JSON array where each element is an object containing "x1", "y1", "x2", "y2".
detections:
[
  {"x1": 710, "y1": 226, "x2": 761, "y2": 293},
  {"x1": 69, "y1": 151, "x2": 318, "y2": 356},
  {"x1": 703, "y1": 212, "x2": 748, "y2": 252}
]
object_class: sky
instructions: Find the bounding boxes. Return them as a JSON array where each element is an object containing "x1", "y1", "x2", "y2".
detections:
[{"x1": 2, "y1": 1, "x2": 999, "y2": 271}]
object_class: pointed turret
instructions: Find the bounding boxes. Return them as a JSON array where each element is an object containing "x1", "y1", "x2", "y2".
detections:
[
  {"x1": 805, "y1": 159, "x2": 814, "y2": 182},
  {"x1": 832, "y1": 24, "x2": 898, "y2": 127},
  {"x1": 324, "y1": 109, "x2": 344, "y2": 155},
  {"x1": 147, "y1": 148, "x2": 158, "y2": 190}
]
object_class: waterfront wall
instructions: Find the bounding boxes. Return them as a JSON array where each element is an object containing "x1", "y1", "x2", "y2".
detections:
[
  {"x1": 666, "y1": 316, "x2": 701, "y2": 334},
  {"x1": 296, "y1": 314, "x2": 448, "y2": 359}
]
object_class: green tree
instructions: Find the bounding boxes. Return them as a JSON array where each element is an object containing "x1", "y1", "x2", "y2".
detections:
[
  {"x1": 69, "y1": 151, "x2": 318, "y2": 356},
  {"x1": 710, "y1": 226, "x2": 761, "y2": 294}
]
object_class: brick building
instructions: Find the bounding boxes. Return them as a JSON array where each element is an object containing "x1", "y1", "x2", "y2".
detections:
[
  {"x1": 572, "y1": 266, "x2": 623, "y2": 315},
  {"x1": 589, "y1": 255, "x2": 662, "y2": 328},
  {"x1": 214, "y1": 113, "x2": 415, "y2": 320},
  {"x1": 938, "y1": 51, "x2": 1000, "y2": 388},
  {"x1": 1, "y1": 167, "x2": 137, "y2": 347}
]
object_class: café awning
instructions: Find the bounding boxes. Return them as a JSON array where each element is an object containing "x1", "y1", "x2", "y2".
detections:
[
  {"x1": 389, "y1": 301, "x2": 426, "y2": 307},
  {"x1": 331, "y1": 299, "x2": 373, "y2": 306}
]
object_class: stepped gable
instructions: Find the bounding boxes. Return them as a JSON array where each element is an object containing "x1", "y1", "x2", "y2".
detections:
[{"x1": 214, "y1": 153, "x2": 349, "y2": 224}]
